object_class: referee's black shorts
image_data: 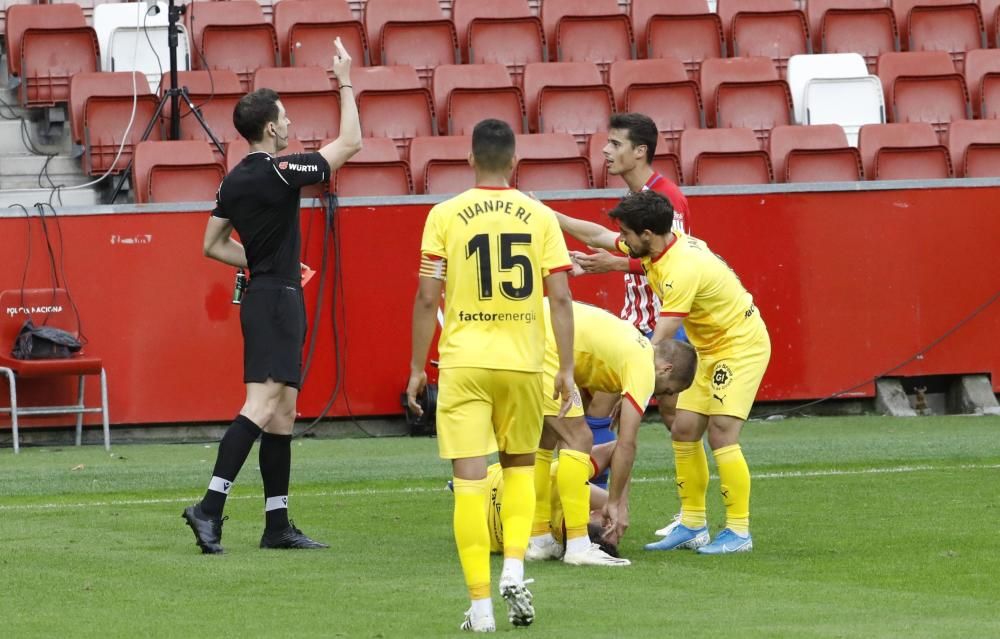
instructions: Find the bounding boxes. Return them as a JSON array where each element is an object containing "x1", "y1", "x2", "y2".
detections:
[{"x1": 239, "y1": 276, "x2": 307, "y2": 390}]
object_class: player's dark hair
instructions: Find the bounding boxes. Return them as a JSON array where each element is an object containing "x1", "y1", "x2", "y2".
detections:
[
  {"x1": 234, "y1": 88, "x2": 281, "y2": 143},
  {"x1": 472, "y1": 119, "x2": 516, "y2": 173},
  {"x1": 656, "y1": 339, "x2": 698, "y2": 390},
  {"x1": 609, "y1": 112, "x2": 658, "y2": 163},
  {"x1": 608, "y1": 190, "x2": 674, "y2": 235}
]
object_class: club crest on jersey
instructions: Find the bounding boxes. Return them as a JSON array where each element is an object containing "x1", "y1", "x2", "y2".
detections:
[{"x1": 712, "y1": 363, "x2": 734, "y2": 390}]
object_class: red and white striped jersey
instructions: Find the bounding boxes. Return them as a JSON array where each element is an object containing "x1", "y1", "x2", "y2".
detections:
[{"x1": 621, "y1": 173, "x2": 690, "y2": 335}]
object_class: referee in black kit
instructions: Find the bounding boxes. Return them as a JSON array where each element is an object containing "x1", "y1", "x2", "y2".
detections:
[{"x1": 182, "y1": 38, "x2": 361, "y2": 554}]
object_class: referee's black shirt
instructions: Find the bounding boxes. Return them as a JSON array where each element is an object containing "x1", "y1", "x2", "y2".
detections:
[{"x1": 212, "y1": 151, "x2": 330, "y2": 282}]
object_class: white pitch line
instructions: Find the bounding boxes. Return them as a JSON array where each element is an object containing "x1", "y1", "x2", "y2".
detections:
[{"x1": 1, "y1": 463, "x2": 997, "y2": 513}]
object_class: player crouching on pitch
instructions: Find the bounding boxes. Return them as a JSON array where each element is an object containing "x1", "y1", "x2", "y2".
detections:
[{"x1": 529, "y1": 300, "x2": 697, "y2": 557}]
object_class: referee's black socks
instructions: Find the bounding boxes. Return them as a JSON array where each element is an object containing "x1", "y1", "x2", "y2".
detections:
[
  {"x1": 259, "y1": 431, "x2": 292, "y2": 532},
  {"x1": 200, "y1": 415, "x2": 262, "y2": 517}
]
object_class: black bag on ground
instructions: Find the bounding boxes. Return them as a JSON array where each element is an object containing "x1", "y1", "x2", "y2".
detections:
[{"x1": 12, "y1": 319, "x2": 82, "y2": 360}]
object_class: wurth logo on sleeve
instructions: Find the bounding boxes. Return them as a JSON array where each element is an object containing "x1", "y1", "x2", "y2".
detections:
[{"x1": 279, "y1": 161, "x2": 319, "y2": 172}]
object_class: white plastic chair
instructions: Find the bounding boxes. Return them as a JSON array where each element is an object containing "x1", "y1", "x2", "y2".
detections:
[
  {"x1": 95, "y1": 2, "x2": 191, "y2": 93},
  {"x1": 787, "y1": 52, "x2": 869, "y2": 124},
  {"x1": 803, "y1": 76, "x2": 885, "y2": 147}
]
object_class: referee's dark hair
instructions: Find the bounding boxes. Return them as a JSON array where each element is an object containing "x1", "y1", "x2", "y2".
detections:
[
  {"x1": 610, "y1": 112, "x2": 658, "y2": 163},
  {"x1": 609, "y1": 190, "x2": 674, "y2": 234},
  {"x1": 234, "y1": 88, "x2": 281, "y2": 143},
  {"x1": 472, "y1": 119, "x2": 516, "y2": 173}
]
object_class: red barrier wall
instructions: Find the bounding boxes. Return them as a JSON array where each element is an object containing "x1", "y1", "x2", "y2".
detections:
[{"x1": 1, "y1": 185, "x2": 999, "y2": 427}]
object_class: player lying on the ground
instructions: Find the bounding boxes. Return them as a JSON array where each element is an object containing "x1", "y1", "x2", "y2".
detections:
[{"x1": 452, "y1": 442, "x2": 625, "y2": 563}]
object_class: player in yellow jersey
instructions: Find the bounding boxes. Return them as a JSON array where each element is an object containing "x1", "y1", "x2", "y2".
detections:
[
  {"x1": 555, "y1": 190, "x2": 771, "y2": 555},
  {"x1": 406, "y1": 119, "x2": 576, "y2": 633},
  {"x1": 531, "y1": 300, "x2": 697, "y2": 551}
]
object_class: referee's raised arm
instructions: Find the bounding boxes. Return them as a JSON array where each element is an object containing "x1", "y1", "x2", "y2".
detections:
[{"x1": 318, "y1": 37, "x2": 363, "y2": 171}]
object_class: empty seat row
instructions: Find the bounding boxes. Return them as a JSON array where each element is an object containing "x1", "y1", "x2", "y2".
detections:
[
  {"x1": 137, "y1": 119, "x2": 1000, "y2": 204},
  {"x1": 62, "y1": 47, "x2": 1000, "y2": 178}
]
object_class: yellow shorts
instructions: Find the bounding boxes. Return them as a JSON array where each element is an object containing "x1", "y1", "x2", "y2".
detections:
[
  {"x1": 436, "y1": 367, "x2": 543, "y2": 459},
  {"x1": 541, "y1": 345, "x2": 585, "y2": 419},
  {"x1": 677, "y1": 331, "x2": 771, "y2": 420}
]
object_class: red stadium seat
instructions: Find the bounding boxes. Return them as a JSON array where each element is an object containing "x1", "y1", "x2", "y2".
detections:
[
  {"x1": 589, "y1": 131, "x2": 682, "y2": 188},
  {"x1": 274, "y1": 0, "x2": 368, "y2": 72},
  {"x1": 4, "y1": 4, "x2": 100, "y2": 107},
  {"x1": 451, "y1": 0, "x2": 546, "y2": 87},
  {"x1": 542, "y1": 0, "x2": 633, "y2": 80},
  {"x1": 894, "y1": 0, "x2": 985, "y2": 71},
  {"x1": 857, "y1": 122, "x2": 951, "y2": 179},
  {"x1": 877, "y1": 51, "x2": 970, "y2": 140},
  {"x1": 981, "y1": 73, "x2": 1000, "y2": 119},
  {"x1": 353, "y1": 65, "x2": 436, "y2": 157},
  {"x1": 514, "y1": 158, "x2": 593, "y2": 191},
  {"x1": 409, "y1": 135, "x2": 474, "y2": 194},
  {"x1": 163, "y1": 70, "x2": 244, "y2": 162},
  {"x1": 721, "y1": 0, "x2": 811, "y2": 77},
  {"x1": 187, "y1": 1, "x2": 279, "y2": 92},
  {"x1": 608, "y1": 58, "x2": 703, "y2": 154},
  {"x1": 680, "y1": 127, "x2": 773, "y2": 185},
  {"x1": 431, "y1": 64, "x2": 526, "y2": 135},
  {"x1": 807, "y1": 0, "x2": 897, "y2": 72},
  {"x1": 982, "y1": 0, "x2": 1000, "y2": 46},
  {"x1": 333, "y1": 137, "x2": 412, "y2": 196},
  {"x1": 132, "y1": 140, "x2": 225, "y2": 204},
  {"x1": 253, "y1": 67, "x2": 339, "y2": 152},
  {"x1": 634, "y1": 0, "x2": 723, "y2": 79},
  {"x1": 963, "y1": 48, "x2": 1000, "y2": 117},
  {"x1": 716, "y1": 81, "x2": 793, "y2": 149},
  {"x1": 364, "y1": 0, "x2": 458, "y2": 85},
  {"x1": 511, "y1": 130, "x2": 592, "y2": 190},
  {"x1": 522, "y1": 61, "x2": 614, "y2": 151},
  {"x1": 768, "y1": 124, "x2": 862, "y2": 181},
  {"x1": 69, "y1": 72, "x2": 160, "y2": 176},
  {"x1": 946, "y1": 118, "x2": 1000, "y2": 177},
  {"x1": 700, "y1": 56, "x2": 783, "y2": 132}
]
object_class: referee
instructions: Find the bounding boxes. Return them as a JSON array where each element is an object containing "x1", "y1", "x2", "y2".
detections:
[{"x1": 182, "y1": 38, "x2": 361, "y2": 554}]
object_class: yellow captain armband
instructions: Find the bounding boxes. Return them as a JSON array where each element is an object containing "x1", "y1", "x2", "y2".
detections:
[{"x1": 419, "y1": 254, "x2": 447, "y2": 280}]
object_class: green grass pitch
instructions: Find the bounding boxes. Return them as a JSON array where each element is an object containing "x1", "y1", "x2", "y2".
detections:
[{"x1": 1, "y1": 415, "x2": 998, "y2": 638}]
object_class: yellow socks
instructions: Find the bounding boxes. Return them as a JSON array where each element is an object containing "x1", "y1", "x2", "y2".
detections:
[
  {"x1": 556, "y1": 449, "x2": 592, "y2": 550},
  {"x1": 531, "y1": 449, "x2": 554, "y2": 538},
  {"x1": 673, "y1": 440, "x2": 709, "y2": 529},
  {"x1": 714, "y1": 444, "x2": 751, "y2": 535},
  {"x1": 452, "y1": 477, "x2": 491, "y2": 600},
  {"x1": 501, "y1": 466, "x2": 535, "y2": 561}
]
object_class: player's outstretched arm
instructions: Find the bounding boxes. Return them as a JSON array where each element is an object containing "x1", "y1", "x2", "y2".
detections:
[
  {"x1": 572, "y1": 248, "x2": 635, "y2": 274},
  {"x1": 406, "y1": 275, "x2": 443, "y2": 416},
  {"x1": 554, "y1": 210, "x2": 619, "y2": 251},
  {"x1": 545, "y1": 270, "x2": 575, "y2": 417},
  {"x1": 318, "y1": 37, "x2": 362, "y2": 172},
  {"x1": 202, "y1": 217, "x2": 247, "y2": 268}
]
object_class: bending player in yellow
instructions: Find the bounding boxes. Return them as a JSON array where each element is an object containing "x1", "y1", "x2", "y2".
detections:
[
  {"x1": 406, "y1": 119, "x2": 576, "y2": 633},
  {"x1": 556, "y1": 191, "x2": 771, "y2": 555},
  {"x1": 531, "y1": 300, "x2": 698, "y2": 554}
]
